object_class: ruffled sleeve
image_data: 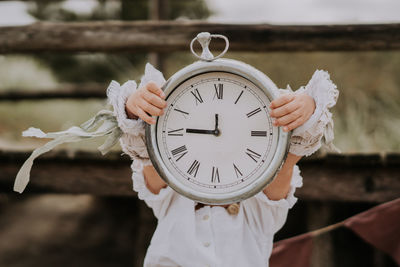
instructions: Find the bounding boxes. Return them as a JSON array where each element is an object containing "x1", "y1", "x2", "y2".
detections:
[
  {"x1": 107, "y1": 63, "x2": 175, "y2": 219},
  {"x1": 289, "y1": 70, "x2": 340, "y2": 156},
  {"x1": 242, "y1": 165, "x2": 303, "y2": 235}
]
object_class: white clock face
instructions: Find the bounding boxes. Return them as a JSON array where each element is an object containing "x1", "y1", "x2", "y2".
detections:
[{"x1": 156, "y1": 71, "x2": 278, "y2": 195}]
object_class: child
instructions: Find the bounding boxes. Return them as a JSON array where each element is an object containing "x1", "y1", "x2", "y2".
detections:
[{"x1": 107, "y1": 63, "x2": 339, "y2": 267}]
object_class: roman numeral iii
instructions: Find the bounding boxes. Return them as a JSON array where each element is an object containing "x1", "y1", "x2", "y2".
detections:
[{"x1": 251, "y1": 131, "x2": 267, "y2": 137}]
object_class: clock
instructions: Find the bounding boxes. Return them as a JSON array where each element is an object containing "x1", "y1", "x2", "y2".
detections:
[{"x1": 145, "y1": 32, "x2": 290, "y2": 204}]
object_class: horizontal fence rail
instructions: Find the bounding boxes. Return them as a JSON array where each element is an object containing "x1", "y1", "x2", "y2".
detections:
[
  {"x1": 1, "y1": 150, "x2": 399, "y2": 202},
  {"x1": 0, "y1": 84, "x2": 107, "y2": 101},
  {"x1": 0, "y1": 22, "x2": 400, "y2": 54}
]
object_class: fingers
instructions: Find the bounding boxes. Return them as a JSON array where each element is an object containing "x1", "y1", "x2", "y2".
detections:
[
  {"x1": 269, "y1": 100, "x2": 299, "y2": 118},
  {"x1": 146, "y1": 82, "x2": 166, "y2": 99},
  {"x1": 283, "y1": 117, "x2": 305, "y2": 132},
  {"x1": 125, "y1": 82, "x2": 167, "y2": 125},
  {"x1": 273, "y1": 109, "x2": 302, "y2": 129},
  {"x1": 269, "y1": 93, "x2": 310, "y2": 132},
  {"x1": 143, "y1": 89, "x2": 167, "y2": 109},
  {"x1": 270, "y1": 94, "x2": 295, "y2": 109},
  {"x1": 135, "y1": 108, "x2": 155, "y2": 125},
  {"x1": 138, "y1": 98, "x2": 164, "y2": 117}
]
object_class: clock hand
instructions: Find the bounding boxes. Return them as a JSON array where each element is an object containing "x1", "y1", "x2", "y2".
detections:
[
  {"x1": 186, "y1": 128, "x2": 216, "y2": 135},
  {"x1": 186, "y1": 114, "x2": 221, "y2": 136}
]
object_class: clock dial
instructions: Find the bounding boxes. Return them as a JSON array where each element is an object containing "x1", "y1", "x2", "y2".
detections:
[{"x1": 156, "y1": 72, "x2": 279, "y2": 195}]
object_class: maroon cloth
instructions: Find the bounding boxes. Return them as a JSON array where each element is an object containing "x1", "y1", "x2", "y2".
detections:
[
  {"x1": 344, "y1": 198, "x2": 400, "y2": 265},
  {"x1": 270, "y1": 233, "x2": 313, "y2": 267}
]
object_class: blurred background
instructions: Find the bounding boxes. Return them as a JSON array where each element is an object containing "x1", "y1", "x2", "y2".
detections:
[{"x1": 0, "y1": 0, "x2": 399, "y2": 266}]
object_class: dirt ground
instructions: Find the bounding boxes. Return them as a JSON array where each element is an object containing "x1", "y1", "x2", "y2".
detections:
[{"x1": 0, "y1": 194, "x2": 156, "y2": 267}]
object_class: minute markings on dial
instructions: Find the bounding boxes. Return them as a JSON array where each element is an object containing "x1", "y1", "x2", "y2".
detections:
[
  {"x1": 213, "y1": 84, "x2": 223, "y2": 100},
  {"x1": 171, "y1": 145, "x2": 188, "y2": 161},
  {"x1": 187, "y1": 160, "x2": 200, "y2": 177},
  {"x1": 190, "y1": 88, "x2": 203, "y2": 105},
  {"x1": 211, "y1": 167, "x2": 220, "y2": 183},
  {"x1": 247, "y1": 107, "x2": 262, "y2": 118},
  {"x1": 246, "y1": 148, "x2": 261, "y2": 163}
]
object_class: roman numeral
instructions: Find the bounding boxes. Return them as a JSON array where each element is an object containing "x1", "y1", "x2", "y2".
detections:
[
  {"x1": 171, "y1": 145, "x2": 188, "y2": 161},
  {"x1": 234, "y1": 90, "x2": 244, "y2": 104},
  {"x1": 246, "y1": 107, "x2": 261, "y2": 118},
  {"x1": 233, "y1": 163, "x2": 243, "y2": 178},
  {"x1": 213, "y1": 84, "x2": 223, "y2": 100},
  {"x1": 251, "y1": 131, "x2": 267, "y2": 137},
  {"x1": 211, "y1": 167, "x2": 220, "y2": 183},
  {"x1": 246, "y1": 148, "x2": 261, "y2": 163},
  {"x1": 168, "y1": 128, "x2": 184, "y2": 136},
  {"x1": 190, "y1": 88, "x2": 203, "y2": 105},
  {"x1": 173, "y1": 107, "x2": 189, "y2": 119},
  {"x1": 187, "y1": 160, "x2": 200, "y2": 177}
]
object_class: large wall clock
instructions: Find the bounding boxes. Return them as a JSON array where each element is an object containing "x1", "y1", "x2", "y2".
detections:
[{"x1": 145, "y1": 32, "x2": 290, "y2": 204}]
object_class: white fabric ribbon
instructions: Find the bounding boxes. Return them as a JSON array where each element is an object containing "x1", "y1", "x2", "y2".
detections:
[{"x1": 14, "y1": 109, "x2": 122, "y2": 193}]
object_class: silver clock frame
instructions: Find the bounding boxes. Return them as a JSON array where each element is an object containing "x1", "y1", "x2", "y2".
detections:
[{"x1": 145, "y1": 58, "x2": 291, "y2": 205}]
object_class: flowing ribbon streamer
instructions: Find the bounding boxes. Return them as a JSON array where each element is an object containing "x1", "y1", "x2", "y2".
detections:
[{"x1": 13, "y1": 109, "x2": 122, "y2": 193}]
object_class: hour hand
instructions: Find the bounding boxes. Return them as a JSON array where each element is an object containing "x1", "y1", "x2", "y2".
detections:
[{"x1": 186, "y1": 128, "x2": 216, "y2": 135}]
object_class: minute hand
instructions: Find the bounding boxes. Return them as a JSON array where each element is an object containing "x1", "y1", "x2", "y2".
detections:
[{"x1": 186, "y1": 128, "x2": 217, "y2": 135}]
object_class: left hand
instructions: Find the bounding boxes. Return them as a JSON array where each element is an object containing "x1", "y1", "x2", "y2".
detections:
[{"x1": 269, "y1": 93, "x2": 315, "y2": 132}]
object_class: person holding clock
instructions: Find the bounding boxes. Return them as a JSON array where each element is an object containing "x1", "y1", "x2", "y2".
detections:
[{"x1": 106, "y1": 62, "x2": 339, "y2": 267}]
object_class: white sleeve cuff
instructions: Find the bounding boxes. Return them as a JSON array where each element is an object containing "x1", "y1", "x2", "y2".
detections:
[
  {"x1": 106, "y1": 80, "x2": 145, "y2": 136},
  {"x1": 289, "y1": 70, "x2": 340, "y2": 156},
  {"x1": 106, "y1": 63, "x2": 167, "y2": 160},
  {"x1": 131, "y1": 159, "x2": 173, "y2": 203},
  {"x1": 254, "y1": 165, "x2": 303, "y2": 209}
]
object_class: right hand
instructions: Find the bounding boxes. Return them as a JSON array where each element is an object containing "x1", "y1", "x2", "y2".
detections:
[{"x1": 126, "y1": 82, "x2": 167, "y2": 124}]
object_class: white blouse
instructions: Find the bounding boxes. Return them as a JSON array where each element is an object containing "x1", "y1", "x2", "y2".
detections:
[{"x1": 106, "y1": 63, "x2": 338, "y2": 267}]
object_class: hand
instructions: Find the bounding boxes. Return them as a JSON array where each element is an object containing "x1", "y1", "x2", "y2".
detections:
[
  {"x1": 269, "y1": 93, "x2": 315, "y2": 132},
  {"x1": 126, "y1": 82, "x2": 167, "y2": 124}
]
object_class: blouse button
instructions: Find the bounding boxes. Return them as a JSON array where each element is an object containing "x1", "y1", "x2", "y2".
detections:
[
  {"x1": 203, "y1": 214, "x2": 209, "y2": 221},
  {"x1": 203, "y1": 242, "x2": 211, "y2": 247}
]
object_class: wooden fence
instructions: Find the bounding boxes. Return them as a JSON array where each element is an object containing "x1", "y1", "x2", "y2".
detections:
[
  {"x1": 0, "y1": 21, "x2": 400, "y2": 202},
  {"x1": 1, "y1": 150, "x2": 399, "y2": 203},
  {"x1": 1, "y1": 12, "x2": 400, "y2": 266}
]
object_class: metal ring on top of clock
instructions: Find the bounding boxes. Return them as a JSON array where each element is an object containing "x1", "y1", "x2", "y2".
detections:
[{"x1": 190, "y1": 32, "x2": 229, "y2": 62}]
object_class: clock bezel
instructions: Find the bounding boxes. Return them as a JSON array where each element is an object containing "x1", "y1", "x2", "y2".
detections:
[{"x1": 145, "y1": 58, "x2": 291, "y2": 204}]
